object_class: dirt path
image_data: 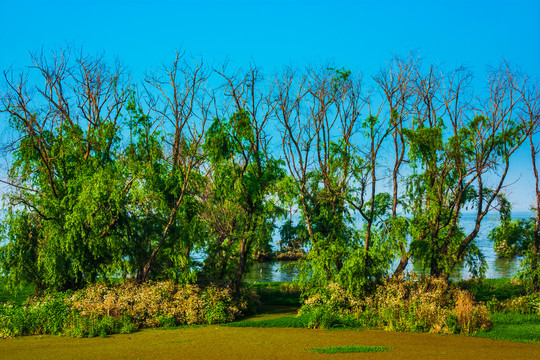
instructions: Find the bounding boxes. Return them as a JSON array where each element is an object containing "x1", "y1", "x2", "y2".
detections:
[{"x1": 1, "y1": 325, "x2": 539, "y2": 360}]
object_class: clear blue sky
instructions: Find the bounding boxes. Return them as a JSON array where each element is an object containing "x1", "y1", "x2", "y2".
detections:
[{"x1": 1, "y1": 0, "x2": 539, "y2": 211}]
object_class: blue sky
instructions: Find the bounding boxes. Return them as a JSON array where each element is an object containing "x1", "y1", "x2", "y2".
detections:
[{"x1": 1, "y1": 0, "x2": 539, "y2": 211}]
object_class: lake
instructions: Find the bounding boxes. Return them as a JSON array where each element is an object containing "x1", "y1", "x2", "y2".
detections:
[{"x1": 244, "y1": 211, "x2": 534, "y2": 282}]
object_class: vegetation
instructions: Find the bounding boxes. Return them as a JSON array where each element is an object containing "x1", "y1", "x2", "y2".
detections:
[
  {"x1": 0, "y1": 280, "x2": 258, "y2": 338},
  {"x1": 309, "y1": 345, "x2": 392, "y2": 354},
  {"x1": 475, "y1": 313, "x2": 540, "y2": 343},
  {"x1": 0, "y1": 49, "x2": 539, "y2": 341}
]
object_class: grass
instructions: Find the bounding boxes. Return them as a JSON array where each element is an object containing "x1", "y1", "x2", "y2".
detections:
[
  {"x1": 223, "y1": 316, "x2": 309, "y2": 328},
  {"x1": 474, "y1": 312, "x2": 540, "y2": 343},
  {"x1": 308, "y1": 345, "x2": 392, "y2": 354}
]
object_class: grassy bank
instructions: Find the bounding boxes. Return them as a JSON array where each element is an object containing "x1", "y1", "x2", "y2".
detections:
[{"x1": 1, "y1": 278, "x2": 539, "y2": 344}]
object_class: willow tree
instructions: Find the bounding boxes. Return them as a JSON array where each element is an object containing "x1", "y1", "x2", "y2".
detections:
[
  {"x1": 200, "y1": 66, "x2": 284, "y2": 293},
  {"x1": 134, "y1": 51, "x2": 210, "y2": 283},
  {"x1": 0, "y1": 50, "x2": 131, "y2": 290},
  {"x1": 402, "y1": 63, "x2": 529, "y2": 279},
  {"x1": 373, "y1": 53, "x2": 420, "y2": 277},
  {"x1": 276, "y1": 66, "x2": 396, "y2": 295},
  {"x1": 519, "y1": 75, "x2": 540, "y2": 290}
]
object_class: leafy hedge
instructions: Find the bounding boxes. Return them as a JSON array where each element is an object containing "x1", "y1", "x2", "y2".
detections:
[
  {"x1": 300, "y1": 276, "x2": 492, "y2": 334},
  {"x1": 0, "y1": 281, "x2": 258, "y2": 338}
]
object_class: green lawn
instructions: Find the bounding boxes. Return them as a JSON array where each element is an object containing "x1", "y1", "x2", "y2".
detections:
[
  {"x1": 309, "y1": 345, "x2": 392, "y2": 354},
  {"x1": 474, "y1": 313, "x2": 540, "y2": 343}
]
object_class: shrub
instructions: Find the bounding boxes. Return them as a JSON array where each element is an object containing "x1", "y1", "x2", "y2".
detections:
[
  {"x1": 0, "y1": 294, "x2": 70, "y2": 337},
  {"x1": 0, "y1": 281, "x2": 258, "y2": 338},
  {"x1": 300, "y1": 276, "x2": 492, "y2": 334},
  {"x1": 486, "y1": 293, "x2": 540, "y2": 314},
  {"x1": 68, "y1": 281, "x2": 257, "y2": 328}
]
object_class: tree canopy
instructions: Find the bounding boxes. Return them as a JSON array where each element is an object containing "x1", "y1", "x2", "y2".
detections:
[{"x1": 0, "y1": 49, "x2": 538, "y2": 294}]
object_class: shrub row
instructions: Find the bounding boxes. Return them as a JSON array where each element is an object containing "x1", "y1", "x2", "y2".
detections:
[
  {"x1": 0, "y1": 281, "x2": 258, "y2": 338},
  {"x1": 300, "y1": 276, "x2": 492, "y2": 334}
]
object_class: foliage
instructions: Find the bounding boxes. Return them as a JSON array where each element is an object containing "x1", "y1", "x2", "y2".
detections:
[
  {"x1": 0, "y1": 49, "x2": 538, "y2": 303},
  {"x1": 252, "y1": 281, "x2": 301, "y2": 306},
  {"x1": 0, "y1": 281, "x2": 258, "y2": 338},
  {"x1": 457, "y1": 278, "x2": 528, "y2": 303},
  {"x1": 122, "y1": 97, "x2": 204, "y2": 283},
  {"x1": 489, "y1": 209, "x2": 534, "y2": 258},
  {"x1": 68, "y1": 281, "x2": 258, "y2": 327},
  {"x1": 0, "y1": 294, "x2": 70, "y2": 337},
  {"x1": 277, "y1": 218, "x2": 308, "y2": 252},
  {"x1": 299, "y1": 276, "x2": 492, "y2": 334},
  {"x1": 201, "y1": 109, "x2": 285, "y2": 292},
  {"x1": 486, "y1": 293, "x2": 540, "y2": 314}
]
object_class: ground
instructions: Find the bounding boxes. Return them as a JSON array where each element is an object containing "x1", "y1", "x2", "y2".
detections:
[{"x1": 1, "y1": 307, "x2": 539, "y2": 360}]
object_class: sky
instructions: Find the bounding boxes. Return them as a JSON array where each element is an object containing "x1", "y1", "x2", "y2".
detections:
[{"x1": 1, "y1": 0, "x2": 539, "y2": 211}]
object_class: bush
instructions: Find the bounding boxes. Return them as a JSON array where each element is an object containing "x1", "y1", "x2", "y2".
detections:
[
  {"x1": 0, "y1": 294, "x2": 70, "y2": 337},
  {"x1": 300, "y1": 276, "x2": 492, "y2": 334},
  {"x1": 68, "y1": 281, "x2": 257, "y2": 328},
  {"x1": 486, "y1": 293, "x2": 540, "y2": 314},
  {"x1": 0, "y1": 281, "x2": 259, "y2": 338}
]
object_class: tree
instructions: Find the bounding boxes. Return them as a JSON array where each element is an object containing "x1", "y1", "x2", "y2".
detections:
[
  {"x1": 0, "y1": 49, "x2": 131, "y2": 290},
  {"x1": 134, "y1": 51, "x2": 210, "y2": 282},
  {"x1": 402, "y1": 62, "x2": 529, "y2": 279},
  {"x1": 515, "y1": 69, "x2": 540, "y2": 290},
  {"x1": 276, "y1": 66, "x2": 395, "y2": 295},
  {"x1": 372, "y1": 53, "x2": 420, "y2": 277},
  {"x1": 201, "y1": 66, "x2": 284, "y2": 293}
]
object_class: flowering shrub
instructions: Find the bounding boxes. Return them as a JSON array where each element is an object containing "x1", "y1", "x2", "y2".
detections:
[
  {"x1": 69, "y1": 281, "x2": 257, "y2": 327},
  {"x1": 0, "y1": 281, "x2": 258, "y2": 338},
  {"x1": 300, "y1": 276, "x2": 492, "y2": 334}
]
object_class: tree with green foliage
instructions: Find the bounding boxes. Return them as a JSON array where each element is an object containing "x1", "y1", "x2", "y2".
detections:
[
  {"x1": 402, "y1": 63, "x2": 529, "y2": 279},
  {"x1": 488, "y1": 200, "x2": 534, "y2": 258},
  {"x1": 276, "y1": 67, "x2": 397, "y2": 295},
  {"x1": 201, "y1": 67, "x2": 284, "y2": 293},
  {"x1": 132, "y1": 51, "x2": 210, "y2": 283},
  {"x1": 372, "y1": 53, "x2": 420, "y2": 278},
  {"x1": 514, "y1": 70, "x2": 539, "y2": 290},
  {"x1": 0, "y1": 50, "x2": 131, "y2": 290}
]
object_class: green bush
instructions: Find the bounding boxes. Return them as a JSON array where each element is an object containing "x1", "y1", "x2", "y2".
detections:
[
  {"x1": 0, "y1": 294, "x2": 71, "y2": 337},
  {"x1": 299, "y1": 276, "x2": 492, "y2": 334},
  {"x1": 486, "y1": 293, "x2": 540, "y2": 314},
  {"x1": 0, "y1": 281, "x2": 259, "y2": 338}
]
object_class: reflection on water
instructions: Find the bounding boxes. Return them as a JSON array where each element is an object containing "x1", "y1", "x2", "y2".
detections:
[
  {"x1": 244, "y1": 211, "x2": 533, "y2": 283},
  {"x1": 243, "y1": 261, "x2": 300, "y2": 283}
]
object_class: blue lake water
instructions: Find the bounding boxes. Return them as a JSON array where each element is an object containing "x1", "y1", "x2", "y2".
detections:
[{"x1": 244, "y1": 211, "x2": 534, "y2": 282}]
